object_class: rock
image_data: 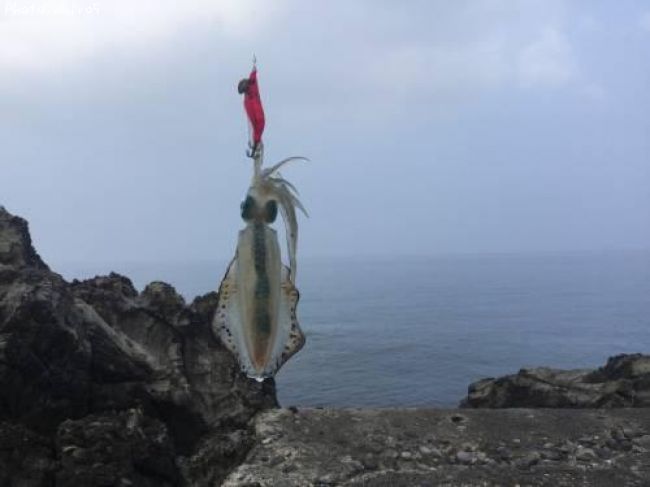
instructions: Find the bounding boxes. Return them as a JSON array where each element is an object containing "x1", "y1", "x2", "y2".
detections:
[
  {"x1": 496, "y1": 445, "x2": 513, "y2": 460},
  {"x1": 634, "y1": 435, "x2": 650, "y2": 448},
  {"x1": 619, "y1": 439, "x2": 633, "y2": 451},
  {"x1": 541, "y1": 448, "x2": 564, "y2": 461},
  {"x1": 591, "y1": 353, "x2": 650, "y2": 381},
  {"x1": 0, "y1": 422, "x2": 55, "y2": 487},
  {"x1": 0, "y1": 208, "x2": 48, "y2": 270},
  {"x1": 0, "y1": 255, "x2": 92, "y2": 432},
  {"x1": 575, "y1": 446, "x2": 597, "y2": 461},
  {"x1": 595, "y1": 447, "x2": 613, "y2": 459},
  {"x1": 177, "y1": 429, "x2": 255, "y2": 486},
  {"x1": 55, "y1": 410, "x2": 177, "y2": 487},
  {"x1": 456, "y1": 450, "x2": 477, "y2": 464},
  {"x1": 0, "y1": 207, "x2": 277, "y2": 486},
  {"x1": 515, "y1": 451, "x2": 540, "y2": 469},
  {"x1": 621, "y1": 425, "x2": 643, "y2": 438},
  {"x1": 361, "y1": 455, "x2": 379, "y2": 470},
  {"x1": 224, "y1": 408, "x2": 650, "y2": 486},
  {"x1": 70, "y1": 272, "x2": 277, "y2": 452},
  {"x1": 461, "y1": 354, "x2": 650, "y2": 408}
]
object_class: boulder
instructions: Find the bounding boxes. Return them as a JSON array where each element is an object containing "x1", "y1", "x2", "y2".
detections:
[{"x1": 461, "y1": 354, "x2": 650, "y2": 408}]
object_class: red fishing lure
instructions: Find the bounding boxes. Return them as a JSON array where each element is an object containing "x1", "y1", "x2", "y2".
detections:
[{"x1": 239, "y1": 67, "x2": 265, "y2": 150}]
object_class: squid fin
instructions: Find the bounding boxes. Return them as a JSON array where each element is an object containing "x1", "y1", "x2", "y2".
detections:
[
  {"x1": 213, "y1": 258, "x2": 252, "y2": 372},
  {"x1": 275, "y1": 265, "x2": 306, "y2": 367}
]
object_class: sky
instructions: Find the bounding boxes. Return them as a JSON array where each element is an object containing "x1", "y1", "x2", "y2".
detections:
[{"x1": 1, "y1": 0, "x2": 649, "y2": 270}]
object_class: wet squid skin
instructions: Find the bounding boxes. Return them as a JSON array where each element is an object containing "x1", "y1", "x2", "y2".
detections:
[
  {"x1": 250, "y1": 221, "x2": 274, "y2": 367},
  {"x1": 252, "y1": 222, "x2": 271, "y2": 336},
  {"x1": 232, "y1": 215, "x2": 285, "y2": 375},
  {"x1": 213, "y1": 152, "x2": 307, "y2": 379}
]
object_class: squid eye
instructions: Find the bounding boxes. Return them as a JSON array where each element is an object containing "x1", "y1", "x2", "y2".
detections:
[
  {"x1": 241, "y1": 196, "x2": 256, "y2": 221},
  {"x1": 265, "y1": 200, "x2": 278, "y2": 223}
]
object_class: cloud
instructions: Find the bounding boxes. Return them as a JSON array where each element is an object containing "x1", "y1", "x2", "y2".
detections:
[
  {"x1": 372, "y1": 35, "x2": 510, "y2": 94},
  {"x1": 517, "y1": 28, "x2": 575, "y2": 87},
  {"x1": 361, "y1": 25, "x2": 578, "y2": 108},
  {"x1": 641, "y1": 11, "x2": 650, "y2": 32},
  {"x1": 0, "y1": 0, "x2": 279, "y2": 72},
  {"x1": 579, "y1": 83, "x2": 606, "y2": 102}
]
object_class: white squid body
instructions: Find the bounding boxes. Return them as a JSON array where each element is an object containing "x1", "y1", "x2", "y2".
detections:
[{"x1": 213, "y1": 154, "x2": 307, "y2": 379}]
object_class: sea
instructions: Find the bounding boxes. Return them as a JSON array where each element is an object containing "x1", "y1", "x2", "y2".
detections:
[{"x1": 60, "y1": 251, "x2": 650, "y2": 408}]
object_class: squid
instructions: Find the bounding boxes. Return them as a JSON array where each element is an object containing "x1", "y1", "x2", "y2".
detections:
[{"x1": 213, "y1": 147, "x2": 307, "y2": 380}]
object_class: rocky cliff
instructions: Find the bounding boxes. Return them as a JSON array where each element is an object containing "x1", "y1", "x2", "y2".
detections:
[{"x1": 0, "y1": 206, "x2": 276, "y2": 486}]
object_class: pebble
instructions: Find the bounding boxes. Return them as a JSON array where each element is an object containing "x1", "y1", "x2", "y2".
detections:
[
  {"x1": 460, "y1": 442, "x2": 478, "y2": 452},
  {"x1": 71, "y1": 448, "x2": 88, "y2": 461},
  {"x1": 623, "y1": 427, "x2": 641, "y2": 438},
  {"x1": 361, "y1": 455, "x2": 378, "y2": 471},
  {"x1": 496, "y1": 446, "x2": 513, "y2": 460},
  {"x1": 342, "y1": 458, "x2": 364, "y2": 475},
  {"x1": 450, "y1": 414, "x2": 467, "y2": 424},
  {"x1": 456, "y1": 451, "x2": 477, "y2": 465},
  {"x1": 282, "y1": 464, "x2": 297, "y2": 474},
  {"x1": 619, "y1": 440, "x2": 633, "y2": 452},
  {"x1": 317, "y1": 474, "x2": 336, "y2": 485},
  {"x1": 515, "y1": 452, "x2": 540, "y2": 469},
  {"x1": 611, "y1": 428, "x2": 626, "y2": 441},
  {"x1": 634, "y1": 435, "x2": 650, "y2": 448},
  {"x1": 419, "y1": 445, "x2": 432, "y2": 455},
  {"x1": 429, "y1": 447, "x2": 443, "y2": 458},
  {"x1": 268, "y1": 455, "x2": 283, "y2": 467},
  {"x1": 540, "y1": 449, "x2": 563, "y2": 461},
  {"x1": 578, "y1": 435, "x2": 596, "y2": 446},
  {"x1": 575, "y1": 447, "x2": 597, "y2": 461},
  {"x1": 595, "y1": 447, "x2": 613, "y2": 460},
  {"x1": 384, "y1": 449, "x2": 399, "y2": 459},
  {"x1": 559, "y1": 441, "x2": 576, "y2": 453},
  {"x1": 400, "y1": 451, "x2": 412, "y2": 460}
]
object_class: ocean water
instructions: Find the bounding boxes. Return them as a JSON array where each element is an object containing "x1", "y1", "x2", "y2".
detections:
[{"x1": 60, "y1": 251, "x2": 650, "y2": 407}]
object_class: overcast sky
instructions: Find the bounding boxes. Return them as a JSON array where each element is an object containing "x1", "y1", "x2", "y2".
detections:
[{"x1": 2, "y1": 0, "x2": 649, "y2": 269}]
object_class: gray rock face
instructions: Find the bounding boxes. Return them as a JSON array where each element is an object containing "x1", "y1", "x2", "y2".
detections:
[
  {"x1": 0, "y1": 209, "x2": 48, "y2": 270},
  {"x1": 461, "y1": 354, "x2": 650, "y2": 408},
  {"x1": 56, "y1": 409, "x2": 178, "y2": 487},
  {"x1": 224, "y1": 408, "x2": 650, "y2": 486},
  {"x1": 0, "y1": 206, "x2": 277, "y2": 485},
  {"x1": 0, "y1": 421, "x2": 56, "y2": 486}
]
